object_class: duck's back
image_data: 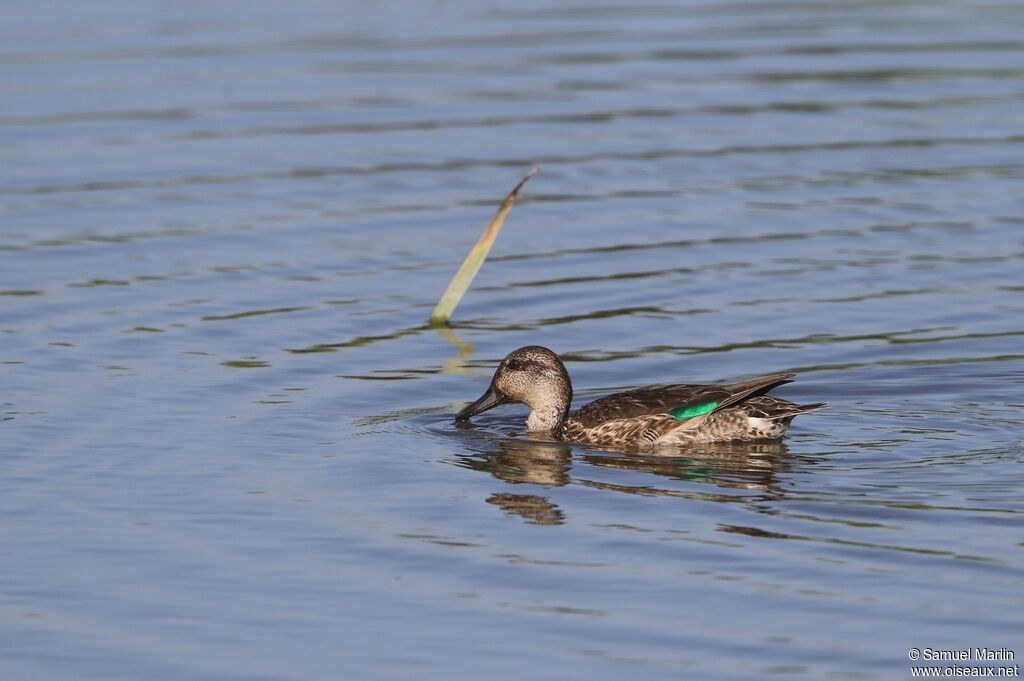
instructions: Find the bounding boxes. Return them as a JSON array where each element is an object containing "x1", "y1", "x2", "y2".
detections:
[{"x1": 568, "y1": 383, "x2": 743, "y2": 428}]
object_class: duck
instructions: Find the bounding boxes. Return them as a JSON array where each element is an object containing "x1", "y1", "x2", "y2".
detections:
[{"x1": 456, "y1": 346, "x2": 824, "y2": 450}]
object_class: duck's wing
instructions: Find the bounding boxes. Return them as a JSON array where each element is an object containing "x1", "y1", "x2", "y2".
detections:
[{"x1": 571, "y1": 373, "x2": 796, "y2": 429}]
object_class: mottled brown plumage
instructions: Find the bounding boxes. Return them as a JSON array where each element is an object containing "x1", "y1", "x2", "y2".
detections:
[{"x1": 456, "y1": 346, "x2": 824, "y2": 451}]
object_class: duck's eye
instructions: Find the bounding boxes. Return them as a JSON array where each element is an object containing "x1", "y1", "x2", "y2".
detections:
[{"x1": 506, "y1": 359, "x2": 523, "y2": 371}]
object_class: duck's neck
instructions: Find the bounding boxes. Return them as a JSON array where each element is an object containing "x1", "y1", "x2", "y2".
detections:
[
  {"x1": 527, "y1": 406, "x2": 567, "y2": 433},
  {"x1": 524, "y1": 381, "x2": 572, "y2": 435}
]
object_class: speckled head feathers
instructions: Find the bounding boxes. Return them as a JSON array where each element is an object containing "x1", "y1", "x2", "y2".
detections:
[
  {"x1": 493, "y1": 346, "x2": 570, "y2": 401},
  {"x1": 456, "y1": 346, "x2": 573, "y2": 432}
]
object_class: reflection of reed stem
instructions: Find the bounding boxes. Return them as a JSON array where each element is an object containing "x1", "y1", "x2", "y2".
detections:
[
  {"x1": 436, "y1": 325, "x2": 479, "y2": 376},
  {"x1": 429, "y1": 166, "x2": 540, "y2": 327}
]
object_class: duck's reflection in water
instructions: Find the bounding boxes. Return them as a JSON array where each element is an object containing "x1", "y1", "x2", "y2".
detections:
[
  {"x1": 456, "y1": 436, "x2": 797, "y2": 525},
  {"x1": 487, "y1": 493, "x2": 565, "y2": 525},
  {"x1": 458, "y1": 440, "x2": 572, "y2": 525},
  {"x1": 581, "y1": 440, "x2": 789, "y2": 492}
]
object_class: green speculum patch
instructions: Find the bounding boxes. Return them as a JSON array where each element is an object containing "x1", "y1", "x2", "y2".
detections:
[{"x1": 670, "y1": 401, "x2": 719, "y2": 420}]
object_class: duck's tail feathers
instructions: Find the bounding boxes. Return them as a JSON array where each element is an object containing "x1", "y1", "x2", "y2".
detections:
[
  {"x1": 714, "y1": 373, "x2": 796, "y2": 413},
  {"x1": 762, "y1": 401, "x2": 828, "y2": 422}
]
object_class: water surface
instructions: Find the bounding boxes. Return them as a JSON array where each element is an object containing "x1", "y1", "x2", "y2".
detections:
[{"x1": 2, "y1": 1, "x2": 1023, "y2": 679}]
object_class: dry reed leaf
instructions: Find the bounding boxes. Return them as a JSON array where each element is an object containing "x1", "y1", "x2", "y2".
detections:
[{"x1": 428, "y1": 166, "x2": 540, "y2": 326}]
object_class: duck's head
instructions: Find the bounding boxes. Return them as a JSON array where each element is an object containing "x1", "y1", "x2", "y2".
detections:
[{"x1": 456, "y1": 345, "x2": 573, "y2": 433}]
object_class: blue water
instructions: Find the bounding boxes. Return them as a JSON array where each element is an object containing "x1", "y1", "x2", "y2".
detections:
[{"x1": 2, "y1": 1, "x2": 1023, "y2": 679}]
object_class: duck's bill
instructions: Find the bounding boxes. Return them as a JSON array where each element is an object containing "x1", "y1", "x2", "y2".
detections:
[{"x1": 455, "y1": 386, "x2": 509, "y2": 422}]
